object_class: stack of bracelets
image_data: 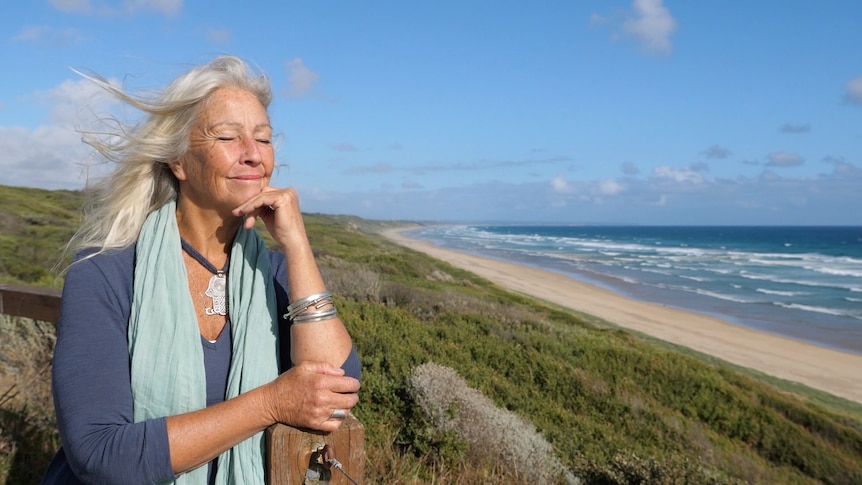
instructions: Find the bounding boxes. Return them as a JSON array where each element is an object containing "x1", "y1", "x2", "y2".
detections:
[{"x1": 284, "y1": 291, "x2": 338, "y2": 324}]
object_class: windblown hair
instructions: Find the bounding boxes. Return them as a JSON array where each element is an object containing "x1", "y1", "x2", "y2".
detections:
[{"x1": 66, "y1": 55, "x2": 272, "y2": 258}]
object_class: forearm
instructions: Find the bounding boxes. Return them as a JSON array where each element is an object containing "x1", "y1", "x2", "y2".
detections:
[
  {"x1": 166, "y1": 387, "x2": 271, "y2": 474},
  {"x1": 282, "y1": 238, "x2": 354, "y2": 366},
  {"x1": 234, "y1": 189, "x2": 356, "y2": 367}
]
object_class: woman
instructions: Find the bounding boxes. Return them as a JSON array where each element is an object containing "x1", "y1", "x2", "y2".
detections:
[{"x1": 42, "y1": 56, "x2": 361, "y2": 484}]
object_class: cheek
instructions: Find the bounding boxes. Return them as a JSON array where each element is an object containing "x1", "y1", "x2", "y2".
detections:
[{"x1": 263, "y1": 149, "x2": 276, "y2": 174}]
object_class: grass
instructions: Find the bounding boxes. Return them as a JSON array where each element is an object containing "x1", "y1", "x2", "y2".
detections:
[
  {"x1": 2, "y1": 186, "x2": 862, "y2": 484},
  {"x1": 0, "y1": 185, "x2": 81, "y2": 287}
]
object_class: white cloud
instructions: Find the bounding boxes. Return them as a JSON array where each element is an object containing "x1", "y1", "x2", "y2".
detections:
[
  {"x1": 0, "y1": 78, "x2": 120, "y2": 189},
  {"x1": 284, "y1": 58, "x2": 320, "y2": 99},
  {"x1": 597, "y1": 179, "x2": 625, "y2": 196},
  {"x1": 30, "y1": 78, "x2": 118, "y2": 124},
  {"x1": 550, "y1": 174, "x2": 575, "y2": 193},
  {"x1": 0, "y1": 124, "x2": 106, "y2": 189},
  {"x1": 622, "y1": 0, "x2": 676, "y2": 55},
  {"x1": 766, "y1": 152, "x2": 804, "y2": 167},
  {"x1": 844, "y1": 75, "x2": 862, "y2": 106},
  {"x1": 652, "y1": 165, "x2": 702, "y2": 183}
]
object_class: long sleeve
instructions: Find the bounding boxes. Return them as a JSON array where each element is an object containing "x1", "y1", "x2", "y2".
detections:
[{"x1": 46, "y1": 246, "x2": 175, "y2": 484}]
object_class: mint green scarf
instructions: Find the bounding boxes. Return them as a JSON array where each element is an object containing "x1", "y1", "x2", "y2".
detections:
[{"x1": 129, "y1": 200, "x2": 279, "y2": 484}]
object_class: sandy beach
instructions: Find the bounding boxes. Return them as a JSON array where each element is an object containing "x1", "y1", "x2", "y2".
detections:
[{"x1": 383, "y1": 227, "x2": 862, "y2": 405}]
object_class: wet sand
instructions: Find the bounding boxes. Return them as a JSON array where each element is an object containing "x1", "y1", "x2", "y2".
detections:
[{"x1": 382, "y1": 227, "x2": 862, "y2": 405}]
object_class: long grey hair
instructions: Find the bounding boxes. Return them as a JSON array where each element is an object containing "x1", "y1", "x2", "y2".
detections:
[{"x1": 65, "y1": 56, "x2": 272, "y2": 258}]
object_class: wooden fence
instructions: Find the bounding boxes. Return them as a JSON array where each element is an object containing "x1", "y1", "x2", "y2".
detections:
[{"x1": 0, "y1": 283, "x2": 365, "y2": 484}]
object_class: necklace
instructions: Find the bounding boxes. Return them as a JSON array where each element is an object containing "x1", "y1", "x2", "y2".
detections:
[{"x1": 181, "y1": 239, "x2": 229, "y2": 316}]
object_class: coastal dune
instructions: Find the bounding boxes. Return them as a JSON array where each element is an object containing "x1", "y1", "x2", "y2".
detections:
[{"x1": 383, "y1": 228, "x2": 862, "y2": 405}]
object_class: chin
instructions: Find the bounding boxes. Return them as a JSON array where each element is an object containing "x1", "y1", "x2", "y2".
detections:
[{"x1": 232, "y1": 180, "x2": 264, "y2": 194}]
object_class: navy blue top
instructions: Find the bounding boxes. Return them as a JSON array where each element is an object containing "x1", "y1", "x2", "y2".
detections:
[{"x1": 42, "y1": 244, "x2": 361, "y2": 484}]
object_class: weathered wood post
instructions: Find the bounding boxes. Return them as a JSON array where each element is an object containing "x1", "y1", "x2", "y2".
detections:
[{"x1": 266, "y1": 414, "x2": 365, "y2": 485}]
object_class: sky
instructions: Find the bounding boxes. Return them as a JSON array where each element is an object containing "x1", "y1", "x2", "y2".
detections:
[{"x1": 1, "y1": 1, "x2": 861, "y2": 225}]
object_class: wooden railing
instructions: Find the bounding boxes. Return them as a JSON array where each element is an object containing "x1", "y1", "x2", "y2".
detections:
[
  {"x1": 0, "y1": 283, "x2": 365, "y2": 484},
  {"x1": 0, "y1": 283, "x2": 62, "y2": 323}
]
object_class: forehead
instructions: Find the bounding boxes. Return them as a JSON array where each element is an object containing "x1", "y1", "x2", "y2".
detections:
[{"x1": 197, "y1": 87, "x2": 270, "y2": 126}]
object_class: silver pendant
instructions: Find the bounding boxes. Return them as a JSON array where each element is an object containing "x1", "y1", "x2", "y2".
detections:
[{"x1": 204, "y1": 272, "x2": 228, "y2": 316}]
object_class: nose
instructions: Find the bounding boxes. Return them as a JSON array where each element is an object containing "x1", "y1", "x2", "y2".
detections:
[{"x1": 242, "y1": 136, "x2": 263, "y2": 166}]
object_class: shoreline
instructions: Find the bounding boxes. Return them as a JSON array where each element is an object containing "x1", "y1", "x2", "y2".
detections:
[{"x1": 382, "y1": 227, "x2": 862, "y2": 405}]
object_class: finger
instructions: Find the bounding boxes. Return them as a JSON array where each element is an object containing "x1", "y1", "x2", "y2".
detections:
[
  {"x1": 332, "y1": 377, "x2": 361, "y2": 394},
  {"x1": 318, "y1": 420, "x2": 345, "y2": 432},
  {"x1": 235, "y1": 201, "x2": 277, "y2": 230},
  {"x1": 232, "y1": 187, "x2": 278, "y2": 216},
  {"x1": 232, "y1": 199, "x2": 268, "y2": 218},
  {"x1": 325, "y1": 392, "x2": 359, "y2": 419}
]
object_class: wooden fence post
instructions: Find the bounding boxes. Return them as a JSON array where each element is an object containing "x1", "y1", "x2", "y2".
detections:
[{"x1": 266, "y1": 415, "x2": 365, "y2": 485}]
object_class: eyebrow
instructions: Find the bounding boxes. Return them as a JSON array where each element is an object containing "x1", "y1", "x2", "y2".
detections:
[{"x1": 209, "y1": 121, "x2": 272, "y2": 131}]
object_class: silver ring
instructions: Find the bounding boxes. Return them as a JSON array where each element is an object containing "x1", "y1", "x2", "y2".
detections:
[{"x1": 330, "y1": 409, "x2": 347, "y2": 420}]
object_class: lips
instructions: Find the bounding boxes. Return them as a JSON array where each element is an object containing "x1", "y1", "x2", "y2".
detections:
[{"x1": 231, "y1": 174, "x2": 264, "y2": 181}]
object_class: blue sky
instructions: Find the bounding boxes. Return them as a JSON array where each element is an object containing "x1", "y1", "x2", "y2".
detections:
[{"x1": 2, "y1": 1, "x2": 860, "y2": 225}]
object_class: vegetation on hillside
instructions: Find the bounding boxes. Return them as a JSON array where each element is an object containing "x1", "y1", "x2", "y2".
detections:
[
  {"x1": 2, "y1": 185, "x2": 862, "y2": 484},
  {"x1": 0, "y1": 185, "x2": 82, "y2": 287}
]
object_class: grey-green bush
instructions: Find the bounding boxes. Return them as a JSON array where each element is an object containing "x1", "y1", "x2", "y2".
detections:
[{"x1": 408, "y1": 362, "x2": 579, "y2": 484}]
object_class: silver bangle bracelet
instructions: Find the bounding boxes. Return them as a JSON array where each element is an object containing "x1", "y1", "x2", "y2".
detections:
[
  {"x1": 284, "y1": 291, "x2": 334, "y2": 321},
  {"x1": 291, "y1": 307, "x2": 338, "y2": 324}
]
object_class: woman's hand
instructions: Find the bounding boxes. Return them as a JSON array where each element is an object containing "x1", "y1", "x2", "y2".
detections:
[
  {"x1": 232, "y1": 187, "x2": 308, "y2": 254},
  {"x1": 261, "y1": 361, "x2": 360, "y2": 432}
]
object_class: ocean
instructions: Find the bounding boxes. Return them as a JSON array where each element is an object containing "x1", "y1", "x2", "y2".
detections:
[{"x1": 404, "y1": 225, "x2": 862, "y2": 355}]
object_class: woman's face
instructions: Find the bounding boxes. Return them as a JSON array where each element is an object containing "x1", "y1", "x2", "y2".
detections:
[{"x1": 172, "y1": 87, "x2": 274, "y2": 213}]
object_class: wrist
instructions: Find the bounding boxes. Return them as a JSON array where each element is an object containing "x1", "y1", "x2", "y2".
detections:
[
  {"x1": 251, "y1": 382, "x2": 280, "y2": 427},
  {"x1": 278, "y1": 231, "x2": 312, "y2": 255}
]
